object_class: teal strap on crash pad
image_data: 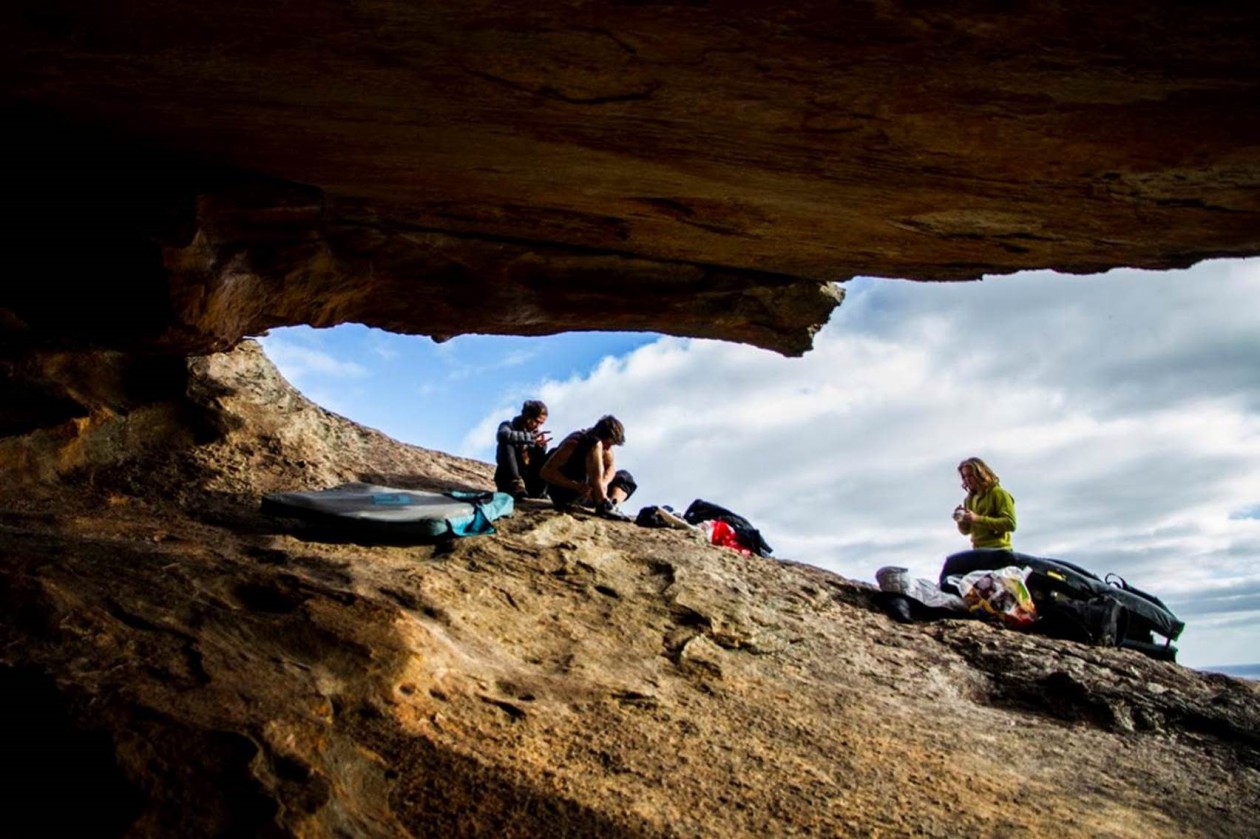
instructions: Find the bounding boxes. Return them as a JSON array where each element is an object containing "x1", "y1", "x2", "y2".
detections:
[
  {"x1": 445, "y1": 490, "x2": 501, "y2": 537},
  {"x1": 450, "y1": 502, "x2": 494, "y2": 536},
  {"x1": 446, "y1": 490, "x2": 496, "y2": 504}
]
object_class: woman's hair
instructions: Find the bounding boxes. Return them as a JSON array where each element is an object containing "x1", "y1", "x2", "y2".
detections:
[
  {"x1": 521, "y1": 400, "x2": 548, "y2": 420},
  {"x1": 958, "y1": 457, "x2": 999, "y2": 493},
  {"x1": 592, "y1": 415, "x2": 626, "y2": 445}
]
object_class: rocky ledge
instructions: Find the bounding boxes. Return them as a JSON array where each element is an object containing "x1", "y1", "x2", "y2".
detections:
[{"x1": 1, "y1": 342, "x2": 1255, "y2": 837}]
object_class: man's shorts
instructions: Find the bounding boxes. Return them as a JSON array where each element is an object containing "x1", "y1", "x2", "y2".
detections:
[{"x1": 549, "y1": 469, "x2": 637, "y2": 509}]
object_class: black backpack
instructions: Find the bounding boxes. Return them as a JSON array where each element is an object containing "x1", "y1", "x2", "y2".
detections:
[{"x1": 940, "y1": 550, "x2": 1183, "y2": 662}]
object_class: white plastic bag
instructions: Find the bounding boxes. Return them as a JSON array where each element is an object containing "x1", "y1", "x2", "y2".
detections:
[{"x1": 957, "y1": 566, "x2": 1037, "y2": 627}]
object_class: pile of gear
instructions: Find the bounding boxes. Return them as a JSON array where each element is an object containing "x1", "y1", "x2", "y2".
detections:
[
  {"x1": 875, "y1": 549, "x2": 1185, "y2": 662},
  {"x1": 636, "y1": 498, "x2": 774, "y2": 558}
]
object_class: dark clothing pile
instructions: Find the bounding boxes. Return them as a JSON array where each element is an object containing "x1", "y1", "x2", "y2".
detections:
[
  {"x1": 682, "y1": 499, "x2": 774, "y2": 558},
  {"x1": 873, "y1": 592, "x2": 968, "y2": 624}
]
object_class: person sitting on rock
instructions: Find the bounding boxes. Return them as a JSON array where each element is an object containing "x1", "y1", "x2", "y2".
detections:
[
  {"x1": 540, "y1": 415, "x2": 636, "y2": 518},
  {"x1": 495, "y1": 400, "x2": 551, "y2": 500}
]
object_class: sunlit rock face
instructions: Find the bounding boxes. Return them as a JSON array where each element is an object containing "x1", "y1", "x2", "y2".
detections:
[
  {"x1": 0, "y1": 343, "x2": 1255, "y2": 837},
  {"x1": 3, "y1": 1, "x2": 1260, "y2": 366}
]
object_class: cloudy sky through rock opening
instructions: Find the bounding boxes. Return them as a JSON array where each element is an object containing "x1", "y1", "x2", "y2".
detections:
[{"x1": 262, "y1": 259, "x2": 1260, "y2": 669}]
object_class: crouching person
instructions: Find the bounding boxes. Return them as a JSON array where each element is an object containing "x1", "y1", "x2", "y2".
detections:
[
  {"x1": 495, "y1": 400, "x2": 551, "y2": 500},
  {"x1": 541, "y1": 415, "x2": 636, "y2": 518}
]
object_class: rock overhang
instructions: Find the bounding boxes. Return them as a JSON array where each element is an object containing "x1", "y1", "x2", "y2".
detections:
[{"x1": 3, "y1": 1, "x2": 1260, "y2": 360}]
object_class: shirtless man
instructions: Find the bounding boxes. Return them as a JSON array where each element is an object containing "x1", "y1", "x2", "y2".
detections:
[{"x1": 540, "y1": 415, "x2": 637, "y2": 517}]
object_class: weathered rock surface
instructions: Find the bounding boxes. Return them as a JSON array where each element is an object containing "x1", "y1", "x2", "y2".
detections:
[
  {"x1": 4, "y1": 3, "x2": 1260, "y2": 358},
  {"x1": 1, "y1": 343, "x2": 1256, "y2": 837},
  {"x1": 4, "y1": 6, "x2": 1260, "y2": 832}
]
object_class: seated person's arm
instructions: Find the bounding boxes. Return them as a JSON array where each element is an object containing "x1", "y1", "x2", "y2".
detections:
[
  {"x1": 540, "y1": 438, "x2": 591, "y2": 496},
  {"x1": 497, "y1": 421, "x2": 535, "y2": 445},
  {"x1": 586, "y1": 442, "x2": 609, "y2": 504}
]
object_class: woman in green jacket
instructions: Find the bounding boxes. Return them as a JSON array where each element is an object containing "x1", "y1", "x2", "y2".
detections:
[{"x1": 953, "y1": 457, "x2": 1016, "y2": 549}]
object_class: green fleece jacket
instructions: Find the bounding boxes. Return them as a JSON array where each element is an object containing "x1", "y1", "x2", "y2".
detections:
[{"x1": 959, "y1": 485, "x2": 1016, "y2": 549}]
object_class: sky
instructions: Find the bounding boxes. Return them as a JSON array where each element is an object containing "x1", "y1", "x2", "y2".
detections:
[{"x1": 258, "y1": 258, "x2": 1260, "y2": 670}]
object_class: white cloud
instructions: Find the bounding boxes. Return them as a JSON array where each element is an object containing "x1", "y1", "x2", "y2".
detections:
[
  {"x1": 445, "y1": 348, "x2": 540, "y2": 381},
  {"x1": 471, "y1": 259, "x2": 1260, "y2": 668},
  {"x1": 369, "y1": 337, "x2": 399, "y2": 360},
  {"x1": 257, "y1": 335, "x2": 368, "y2": 382}
]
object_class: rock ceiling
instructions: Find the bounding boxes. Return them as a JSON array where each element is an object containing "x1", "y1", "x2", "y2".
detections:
[
  {"x1": 2, "y1": 10, "x2": 1260, "y2": 832},
  {"x1": 3, "y1": 2, "x2": 1260, "y2": 357}
]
